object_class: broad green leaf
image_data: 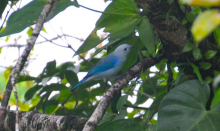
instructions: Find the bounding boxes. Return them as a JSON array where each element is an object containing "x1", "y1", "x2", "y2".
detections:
[
  {"x1": 98, "y1": 119, "x2": 143, "y2": 131},
  {"x1": 24, "y1": 85, "x2": 42, "y2": 101},
  {"x1": 45, "y1": 60, "x2": 56, "y2": 76},
  {"x1": 180, "y1": 0, "x2": 220, "y2": 7},
  {"x1": 141, "y1": 50, "x2": 150, "y2": 57},
  {"x1": 137, "y1": 17, "x2": 155, "y2": 57},
  {"x1": 193, "y1": 48, "x2": 202, "y2": 60},
  {"x1": 183, "y1": 42, "x2": 194, "y2": 52},
  {"x1": 192, "y1": 9, "x2": 220, "y2": 43},
  {"x1": 190, "y1": 63, "x2": 203, "y2": 84},
  {"x1": 214, "y1": 27, "x2": 220, "y2": 46},
  {"x1": 65, "y1": 70, "x2": 78, "y2": 87},
  {"x1": 211, "y1": 88, "x2": 220, "y2": 109},
  {"x1": 76, "y1": 0, "x2": 140, "y2": 54},
  {"x1": 0, "y1": 0, "x2": 78, "y2": 37},
  {"x1": 157, "y1": 80, "x2": 220, "y2": 131},
  {"x1": 204, "y1": 50, "x2": 217, "y2": 59},
  {"x1": 199, "y1": 62, "x2": 212, "y2": 70},
  {"x1": 116, "y1": 95, "x2": 128, "y2": 113}
]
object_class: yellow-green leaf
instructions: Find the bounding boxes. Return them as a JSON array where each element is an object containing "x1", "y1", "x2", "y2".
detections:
[
  {"x1": 192, "y1": 9, "x2": 220, "y2": 43},
  {"x1": 180, "y1": 0, "x2": 220, "y2": 7}
]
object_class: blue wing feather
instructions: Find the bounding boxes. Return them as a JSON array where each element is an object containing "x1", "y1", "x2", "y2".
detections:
[
  {"x1": 70, "y1": 54, "x2": 119, "y2": 91},
  {"x1": 87, "y1": 54, "x2": 119, "y2": 77}
]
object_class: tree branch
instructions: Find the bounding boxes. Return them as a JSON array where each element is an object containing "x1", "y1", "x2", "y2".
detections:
[
  {"x1": 0, "y1": 109, "x2": 87, "y2": 131},
  {"x1": 0, "y1": 0, "x2": 58, "y2": 130},
  {"x1": 82, "y1": 57, "x2": 160, "y2": 131}
]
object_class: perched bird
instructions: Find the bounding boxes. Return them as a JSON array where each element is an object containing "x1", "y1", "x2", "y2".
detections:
[{"x1": 70, "y1": 44, "x2": 134, "y2": 92}]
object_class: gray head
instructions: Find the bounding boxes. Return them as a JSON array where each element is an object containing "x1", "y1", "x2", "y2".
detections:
[{"x1": 113, "y1": 44, "x2": 134, "y2": 58}]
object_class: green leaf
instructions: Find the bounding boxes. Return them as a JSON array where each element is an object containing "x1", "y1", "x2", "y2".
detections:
[
  {"x1": 190, "y1": 63, "x2": 203, "y2": 84},
  {"x1": 191, "y1": 6, "x2": 201, "y2": 14},
  {"x1": 24, "y1": 85, "x2": 42, "y2": 101},
  {"x1": 75, "y1": 0, "x2": 140, "y2": 54},
  {"x1": 0, "y1": 0, "x2": 78, "y2": 37},
  {"x1": 168, "y1": 0, "x2": 174, "y2": 4},
  {"x1": 137, "y1": 17, "x2": 155, "y2": 57},
  {"x1": 214, "y1": 27, "x2": 220, "y2": 46},
  {"x1": 204, "y1": 50, "x2": 217, "y2": 59},
  {"x1": 155, "y1": 58, "x2": 168, "y2": 71},
  {"x1": 98, "y1": 119, "x2": 143, "y2": 131},
  {"x1": 27, "y1": 28, "x2": 33, "y2": 37},
  {"x1": 205, "y1": 76, "x2": 213, "y2": 84},
  {"x1": 183, "y1": 42, "x2": 194, "y2": 52},
  {"x1": 199, "y1": 62, "x2": 212, "y2": 70},
  {"x1": 157, "y1": 80, "x2": 220, "y2": 131},
  {"x1": 211, "y1": 88, "x2": 220, "y2": 109},
  {"x1": 141, "y1": 50, "x2": 150, "y2": 57},
  {"x1": 116, "y1": 95, "x2": 128, "y2": 113},
  {"x1": 44, "y1": 60, "x2": 56, "y2": 76},
  {"x1": 65, "y1": 70, "x2": 78, "y2": 87},
  {"x1": 193, "y1": 48, "x2": 202, "y2": 60},
  {"x1": 192, "y1": 9, "x2": 220, "y2": 43},
  {"x1": 17, "y1": 75, "x2": 37, "y2": 83},
  {"x1": 186, "y1": 11, "x2": 196, "y2": 22}
]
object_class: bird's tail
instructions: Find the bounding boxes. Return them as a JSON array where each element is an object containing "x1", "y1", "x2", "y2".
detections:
[{"x1": 70, "y1": 78, "x2": 87, "y2": 92}]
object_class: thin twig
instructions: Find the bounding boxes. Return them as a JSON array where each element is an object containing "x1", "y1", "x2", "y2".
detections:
[
  {"x1": 123, "y1": 104, "x2": 149, "y2": 110},
  {"x1": 135, "y1": 90, "x2": 155, "y2": 100},
  {"x1": 0, "y1": 6, "x2": 12, "y2": 31},
  {"x1": 79, "y1": 5, "x2": 103, "y2": 13},
  {"x1": 60, "y1": 28, "x2": 94, "y2": 66}
]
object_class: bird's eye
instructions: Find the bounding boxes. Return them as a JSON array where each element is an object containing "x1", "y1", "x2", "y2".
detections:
[{"x1": 124, "y1": 48, "x2": 127, "y2": 51}]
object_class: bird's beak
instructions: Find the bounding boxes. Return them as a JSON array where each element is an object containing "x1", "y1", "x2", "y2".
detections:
[{"x1": 129, "y1": 45, "x2": 134, "y2": 49}]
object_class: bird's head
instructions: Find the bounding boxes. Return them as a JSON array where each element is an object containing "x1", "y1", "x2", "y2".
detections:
[{"x1": 114, "y1": 44, "x2": 134, "y2": 58}]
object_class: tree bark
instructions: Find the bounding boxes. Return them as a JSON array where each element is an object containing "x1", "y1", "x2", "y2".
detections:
[{"x1": 1, "y1": 108, "x2": 87, "y2": 131}]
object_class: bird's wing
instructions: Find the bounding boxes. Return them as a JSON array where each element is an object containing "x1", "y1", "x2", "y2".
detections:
[{"x1": 86, "y1": 54, "x2": 119, "y2": 77}]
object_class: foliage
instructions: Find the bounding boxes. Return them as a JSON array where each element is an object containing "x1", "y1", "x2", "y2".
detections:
[{"x1": 0, "y1": 0, "x2": 220, "y2": 130}]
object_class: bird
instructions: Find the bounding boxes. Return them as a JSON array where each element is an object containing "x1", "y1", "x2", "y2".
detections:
[{"x1": 70, "y1": 44, "x2": 134, "y2": 92}]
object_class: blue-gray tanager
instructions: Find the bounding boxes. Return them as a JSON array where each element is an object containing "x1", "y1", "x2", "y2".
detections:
[{"x1": 70, "y1": 44, "x2": 134, "y2": 92}]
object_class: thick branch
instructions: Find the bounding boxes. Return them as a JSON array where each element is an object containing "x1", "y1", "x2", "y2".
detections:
[
  {"x1": 82, "y1": 58, "x2": 159, "y2": 131},
  {"x1": 135, "y1": 0, "x2": 190, "y2": 60},
  {"x1": 1, "y1": 109, "x2": 87, "y2": 131},
  {"x1": 0, "y1": 0, "x2": 58, "y2": 130}
]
